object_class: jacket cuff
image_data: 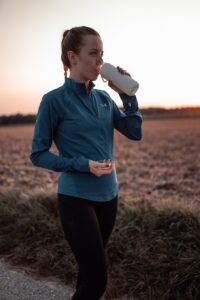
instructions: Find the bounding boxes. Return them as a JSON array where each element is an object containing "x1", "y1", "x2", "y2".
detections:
[
  {"x1": 71, "y1": 156, "x2": 90, "y2": 172},
  {"x1": 119, "y1": 93, "x2": 138, "y2": 112}
]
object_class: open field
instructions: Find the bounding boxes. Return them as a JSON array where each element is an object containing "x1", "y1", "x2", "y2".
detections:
[
  {"x1": 0, "y1": 118, "x2": 199, "y2": 208},
  {"x1": 1, "y1": 118, "x2": 200, "y2": 299}
]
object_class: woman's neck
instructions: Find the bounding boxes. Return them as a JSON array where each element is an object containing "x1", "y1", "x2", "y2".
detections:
[
  {"x1": 69, "y1": 72, "x2": 90, "y2": 86},
  {"x1": 69, "y1": 72, "x2": 90, "y2": 91}
]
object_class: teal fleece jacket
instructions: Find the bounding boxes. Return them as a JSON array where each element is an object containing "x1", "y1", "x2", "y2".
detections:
[{"x1": 29, "y1": 77, "x2": 142, "y2": 201}]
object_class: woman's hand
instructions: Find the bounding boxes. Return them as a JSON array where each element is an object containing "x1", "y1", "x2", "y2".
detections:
[
  {"x1": 89, "y1": 160, "x2": 115, "y2": 177},
  {"x1": 108, "y1": 66, "x2": 131, "y2": 94}
]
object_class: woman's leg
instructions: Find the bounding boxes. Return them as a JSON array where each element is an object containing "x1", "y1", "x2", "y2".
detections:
[
  {"x1": 95, "y1": 194, "x2": 118, "y2": 247},
  {"x1": 75, "y1": 194, "x2": 118, "y2": 290},
  {"x1": 57, "y1": 194, "x2": 116, "y2": 300}
]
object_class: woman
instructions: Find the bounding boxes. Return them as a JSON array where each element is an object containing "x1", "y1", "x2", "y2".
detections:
[{"x1": 30, "y1": 26, "x2": 142, "y2": 300}]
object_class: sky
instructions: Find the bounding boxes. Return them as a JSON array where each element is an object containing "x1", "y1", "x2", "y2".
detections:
[{"x1": 1, "y1": 0, "x2": 200, "y2": 115}]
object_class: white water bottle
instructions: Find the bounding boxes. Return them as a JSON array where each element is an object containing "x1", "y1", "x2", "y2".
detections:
[{"x1": 100, "y1": 62, "x2": 139, "y2": 96}]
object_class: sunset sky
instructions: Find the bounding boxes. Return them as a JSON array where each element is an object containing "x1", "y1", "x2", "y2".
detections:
[{"x1": 1, "y1": 0, "x2": 200, "y2": 115}]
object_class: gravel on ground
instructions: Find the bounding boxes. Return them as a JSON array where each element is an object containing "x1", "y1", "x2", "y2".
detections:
[{"x1": 0, "y1": 258, "x2": 73, "y2": 300}]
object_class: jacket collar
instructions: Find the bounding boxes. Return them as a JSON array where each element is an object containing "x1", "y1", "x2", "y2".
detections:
[{"x1": 64, "y1": 76, "x2": 95, "y2": 95}]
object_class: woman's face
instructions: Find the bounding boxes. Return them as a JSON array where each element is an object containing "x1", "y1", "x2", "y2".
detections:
[{"x1": 69, "y1": 35, "x2": 104, "y2": 82}]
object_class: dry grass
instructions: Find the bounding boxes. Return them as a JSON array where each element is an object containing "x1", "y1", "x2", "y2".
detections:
[
  {"x1": 0, "y1": 191, "x2": 200, "y2": 299},
  {"x1": 0, "y1": 119, "x2": 199, "y2": 207},
  {"x1": 0, "y1": 118, "x2": 200, "y2": 299}
]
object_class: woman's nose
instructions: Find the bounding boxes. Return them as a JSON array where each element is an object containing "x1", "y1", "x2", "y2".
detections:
[{"x1": 97, "y1": 55, "x2": 103, "y2": 65}]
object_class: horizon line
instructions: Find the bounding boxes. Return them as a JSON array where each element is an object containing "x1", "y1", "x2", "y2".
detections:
[{"x1": 1, "y1": 105, "x2": 200, "y2": 117}]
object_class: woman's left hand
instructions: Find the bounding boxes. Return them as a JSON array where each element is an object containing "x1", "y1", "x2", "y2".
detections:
[{"x1": 108, "y1": 66, "x2": 131, "y2": 94}]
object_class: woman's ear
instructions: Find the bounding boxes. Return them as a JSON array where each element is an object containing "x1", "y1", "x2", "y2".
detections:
[{"x1": 67, "y1": 51, "x2": 77, "y2": 66}]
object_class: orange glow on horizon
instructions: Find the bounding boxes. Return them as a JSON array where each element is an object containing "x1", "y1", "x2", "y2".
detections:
[{"x1": 1, "y1": 0, "x2": 200, "y2": 115}]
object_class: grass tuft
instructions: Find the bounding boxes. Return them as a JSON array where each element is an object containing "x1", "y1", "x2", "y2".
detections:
[{"x1": 0, "y1": 192, "x2": 200, "y2": 299}]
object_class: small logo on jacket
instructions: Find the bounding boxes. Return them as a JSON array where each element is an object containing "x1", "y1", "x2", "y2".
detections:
[{"x1": 101, "y1": 103, "x2": 107, "y2": 108}]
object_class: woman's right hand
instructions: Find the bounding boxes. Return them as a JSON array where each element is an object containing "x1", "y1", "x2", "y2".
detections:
[{"x1": 89, "y1": 160, "x2": 114, "y2": 177}]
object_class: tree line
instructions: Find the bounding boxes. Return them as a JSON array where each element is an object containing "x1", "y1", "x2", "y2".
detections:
[
  {"x1": 0, "y1": 107, "x2": 200, "y2": 126},
  {"x1": 0, "y1": 113, "x2": 36, "y2": 126}
]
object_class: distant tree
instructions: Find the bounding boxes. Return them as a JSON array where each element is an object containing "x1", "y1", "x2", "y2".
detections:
[{"x1": 0, "y1": 114, "x2": 36, "y2": 126}]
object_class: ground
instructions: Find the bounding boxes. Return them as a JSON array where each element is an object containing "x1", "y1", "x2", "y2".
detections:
[{"x1": 0, "y1": 118, "x2": 199, "y2": 208}]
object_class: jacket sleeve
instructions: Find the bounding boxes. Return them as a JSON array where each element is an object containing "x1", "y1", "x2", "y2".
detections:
[
  {"x1": 29, "y1": 95, "x2": 90, "y2": 173},
  {"x1": 111, "y1": 92, "x2": 143, "y2": 140}
]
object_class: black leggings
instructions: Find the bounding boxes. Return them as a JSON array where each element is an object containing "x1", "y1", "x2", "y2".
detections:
[{"x1": 57, "y1": 193, "x2": 118, "y2": 300}]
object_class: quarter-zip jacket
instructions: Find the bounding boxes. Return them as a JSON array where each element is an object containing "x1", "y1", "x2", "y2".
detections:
[{"x1": 30, "y1": 77, "x2": 142, "y2": 201}]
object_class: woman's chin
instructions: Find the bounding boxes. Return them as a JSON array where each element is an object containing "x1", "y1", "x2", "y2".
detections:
[
  {"x1": 85, "y1": 72, "x2": 99, "y2": 82},
  {"x1": 91, "y1": 74, "x2": 99, "y2": 81}
]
